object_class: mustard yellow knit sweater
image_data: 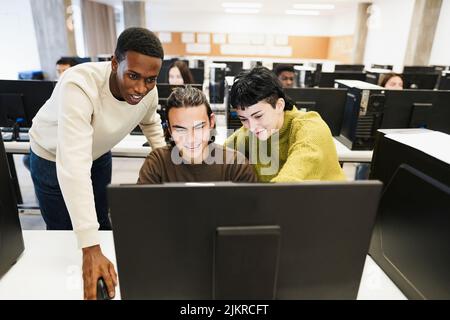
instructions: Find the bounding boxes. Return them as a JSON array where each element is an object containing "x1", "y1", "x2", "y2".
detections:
[{"x1": 225, "y1": 108, "x2": 346, "y2": 182}]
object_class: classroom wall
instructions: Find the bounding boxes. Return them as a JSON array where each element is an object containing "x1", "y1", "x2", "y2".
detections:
[
  {"x1": 0, "y1": 0, "x2": 41, "y2": 80},
  {"x1": 147, "y1": 9, "x2": 332, "y2": 36},
  {"x1": 363, "y1": 0, "x2": 415, "y2": 72},
  {"x1": 429, "y1": 0, "x2": 450, "y2": 66},
  {"x1": 149, "y1": 6, "x2": 357, "y2": 62}
]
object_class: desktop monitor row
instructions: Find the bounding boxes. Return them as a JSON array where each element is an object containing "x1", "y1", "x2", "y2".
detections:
[{"x1": 226, "y1": 86, "x2": 450, "y2": 151}]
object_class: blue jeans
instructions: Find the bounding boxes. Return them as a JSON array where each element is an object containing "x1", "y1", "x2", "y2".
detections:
[{"x1": 29, "y1": 149, "x2": 112, "y2": 230}]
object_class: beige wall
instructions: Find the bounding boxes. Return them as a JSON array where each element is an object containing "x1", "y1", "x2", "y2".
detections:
[{"x1": 160, "y1": 31, "x2": 353, "y2": 62}]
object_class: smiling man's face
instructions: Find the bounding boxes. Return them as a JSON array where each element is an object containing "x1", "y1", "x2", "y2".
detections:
[
  {"x1": 110, "y1": 50, "x2": 162, "y2": 105},
  {"x1": 168, "y1": 104, "x2": 215, "y2": 163}
]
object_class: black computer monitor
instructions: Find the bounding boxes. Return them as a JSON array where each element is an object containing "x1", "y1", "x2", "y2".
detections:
[
  {"x1": 334, "y1": 64, "x2": 365, "y2": 72},
  {"x1": 0, "y1": 93, "x2": 26, "y2": 129},
  {"x1": 369, "y1": 164, "x2": 450, "y2": 299},
  {"x1": 380, "y1": 89, "x2": 450, "y2": 134},
  {"x1": 439, "y1": 73, "x2": 450, "y2": 90},
  {"x1": 0, "y1": 80, "x2": 55, "y2": 128},
  {"x1": 403, "y1": 66, "x2": 440, "y2": 74},
  {"x1": 212, "y1": 61, "x2": 243, "y2": 76},
  {"x1": 61, "y1": 56, "x2": 92, "y2": 64},
  {"x1": 189, "y1": 68, "x2": 205, "y2": 84},
  {"x1": 401, "y1": 73, "x2": 439, "y2": 89},
  {"x1": 317, "y1": 72, "x2": 367, "y2": 87},
  {"x1": 109, "y1": 182, "x2": 382, "y2": 299},
  {"x1": 0, "y1": 134, "x2": 25, "y2": 279},
  {"x1": 284, "y1": 88, "x2": 347, "y2": 136},
  {"x1": 371, "y1": 64, "x2": 393, "y2": 70}
]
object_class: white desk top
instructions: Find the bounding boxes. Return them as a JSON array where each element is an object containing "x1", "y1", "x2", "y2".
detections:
[
  {"x1": 0, "y1": 231, "x2": 406, "y2": 300},
  {"x1": 4, "y1": 134, "x2": 373, "y2": 163}
]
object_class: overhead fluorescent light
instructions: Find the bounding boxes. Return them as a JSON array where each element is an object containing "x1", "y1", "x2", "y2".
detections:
[
  {"x1": 222, "y1": 2, "x2": 262, "y2": 9},
  {"x1": 225, "y1": 8, "x2": 260, "y2": 14},
  {"x1": 285, "y1": 9, "x2": 320, "y2": 16},
  {"x1": 293, "y1": 4, "x2": 335, "y2": 10}
]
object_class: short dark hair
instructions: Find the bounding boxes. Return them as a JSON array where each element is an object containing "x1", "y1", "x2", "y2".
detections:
[
  {"x1": 379, "y1": 72, "x2": 403, "y2": 87},
  {"x1": 168, "y1": 60, "x2": 195, "y2": 84},
  {"x1": 56, "y1": 57, "x2": 78, "y2": 66},
  {"x1": 273, "y1": 64, "x2": 295, "y2": 76},
  {"x1": 114, "y1": 27, "x2": 164, "y2": 62},
  {"x1": 230, "y1": 66, "x2": 294, "y2": 111},
  {"x1": 165, "y1": 86, "x2": 214, "y2": 146}
]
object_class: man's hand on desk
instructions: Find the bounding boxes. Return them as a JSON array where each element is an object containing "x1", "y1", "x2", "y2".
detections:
[{"x1": 82, "y1": 244, "x2": 117, "y2": 300}]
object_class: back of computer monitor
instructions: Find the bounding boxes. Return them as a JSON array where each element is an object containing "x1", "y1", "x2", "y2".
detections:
[
  {"x1": 0, "y1": 135, "x2": 24, "y2": 278},
  {"x1": 369, "y1": 164, "x2": 450, "y2": 299},
  {"x1": 402, "y1": 73, "x2": 439, "y2": 90},
  {"x1": 334, "y1": 64, "x2": 364, "y2": 72},
  {"x1": 318, "y1": 72, "x2": 367, "y2": 87},
  {"x1": 109, "y1": 182, "x2": 382, "y2": 299},
  {"x1": 381, "y1": 89, "x2": 450, "y2": 134},
  {"x1": 189, "y1": 68, "x2": 205, "y2": 84},
  {"x1": 0, "y1": 80, "x2": 55, "y2": 128},
  {"x1": 284, "y1": 88, "x2": 347, "y2": 136}
]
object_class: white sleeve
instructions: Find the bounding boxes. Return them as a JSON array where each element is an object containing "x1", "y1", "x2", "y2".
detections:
[
  {"x1": 55, "y1": 82, "x2": 99, "y2": 249},
  {"x1": 139, "y1": 89, "x2": 166, "y2": 149}
]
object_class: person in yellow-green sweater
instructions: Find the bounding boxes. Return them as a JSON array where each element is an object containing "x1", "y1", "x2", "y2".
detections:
[{"x1": 225, "y1": 66, "x2": 345, "y2": 182}]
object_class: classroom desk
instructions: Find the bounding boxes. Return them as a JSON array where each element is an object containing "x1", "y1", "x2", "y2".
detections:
[
  {"x1": 4, "y1": 134, "x2": 373, "y2": 162},
  {"x1": 0, "y1": 231, "x2": 406, "y2": 300},
  {"x1": 4, "y1": 132, "x2": 372, "y2": 204}
]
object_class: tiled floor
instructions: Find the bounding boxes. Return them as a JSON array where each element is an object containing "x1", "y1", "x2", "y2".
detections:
[{"x1": 15, "y1": 154, "x2": 358, "y2": 230}]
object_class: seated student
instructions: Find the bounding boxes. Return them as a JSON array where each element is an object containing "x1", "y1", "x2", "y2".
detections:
[
  {"x1": 138, "y1": 86, "x2": 257, "y2": 184},
  {"x1": 56, "y1": 57, "x2": 78, "y2": 80},
  {"x1": 168, "y1": 60, "x2": 194, "y2": 85},
  {"x1": 379, "y1": 72, "x2": 404, "y2": 90},
  {"x1": 225, "y1": 67, "x2": 345, "y2": 182},
  {"x1": 273, "y1": 64, "x2": 295, "y2": 88}
]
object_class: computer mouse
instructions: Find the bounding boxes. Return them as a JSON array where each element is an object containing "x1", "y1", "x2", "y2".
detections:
[{"x1": 97, "y1": 277, "x2": 112, "y2": 300}]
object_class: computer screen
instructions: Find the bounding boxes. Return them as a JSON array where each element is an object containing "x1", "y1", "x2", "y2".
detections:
[
  {"x1": 60, "y1": 56, "x2": 92, "y2": 64},
  {"x1": 284, "y1": 88, "x2": 347, "y2": 136},
  {"x1": 0, "y1": 93, "x2": 26, "y2": 128},
  {"x1": 317, "y1": 72, "x2": 367, "y2": 87},
  {"x1": 403, "y1": 66, "x2": 440, "y2": 74},
  {"x1": 381, "y1": 89, "x2": 450, "y2": 134},
  {"x1": 108, "y1": 182, "x2": 382, "y2": 299},
  {"x1": 438, "y1": 73, "x2": 450, "y2": 90},
  {"x1": 401, "y1": 73, "x2": 439, "y2": 89},
  {"x1": 369, "y1": 164, "x2": 450, "y2": 299},
  {"x1": 371, "y1": 64, "x2": 393, "y2": 70},
  {"x1": 0, "y1": 134, "x2": 24, "y2": 278},
  {"x1": 334, "y1": 64, "x2": 365, "y2": 72},
  {"x1": 189, "y1": 68, "x2": 205, "y2": 84},
  {"x1": 0, "y1": 80, "x2": 56, "y2": 128},
  {"x1": 212, "y1": 61, "x2": 243, "y2": 76}
]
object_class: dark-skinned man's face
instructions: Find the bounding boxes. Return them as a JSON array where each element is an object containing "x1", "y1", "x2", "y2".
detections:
[{"x1": 110, "y1": 50, "x2": 162, "y2": 105}]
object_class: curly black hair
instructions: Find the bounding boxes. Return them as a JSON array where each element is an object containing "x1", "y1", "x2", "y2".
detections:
[
  {"x1": 273, "y1": 64, "x2": 295, "y2": 76},
  {"x1": 114, "y1": 27, "x2": 164, "y2": 62}
]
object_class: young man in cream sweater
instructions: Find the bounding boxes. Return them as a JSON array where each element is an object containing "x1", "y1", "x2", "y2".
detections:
[{"x1": 29, "y1": 28, "x2": 166, "y2": 299}]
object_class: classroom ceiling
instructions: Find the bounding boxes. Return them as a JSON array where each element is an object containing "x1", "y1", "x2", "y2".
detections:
[{"x1": 94, "y1": 0, "x2": 373, "y2": 16}]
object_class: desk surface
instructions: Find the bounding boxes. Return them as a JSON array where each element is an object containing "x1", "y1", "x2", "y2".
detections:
[
  {"x1": 0, "y1": 231, "x2": 406, "y2": 300},
  {"x1": 4, "y1": 133, "x2": 373, "y2": 163}
]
